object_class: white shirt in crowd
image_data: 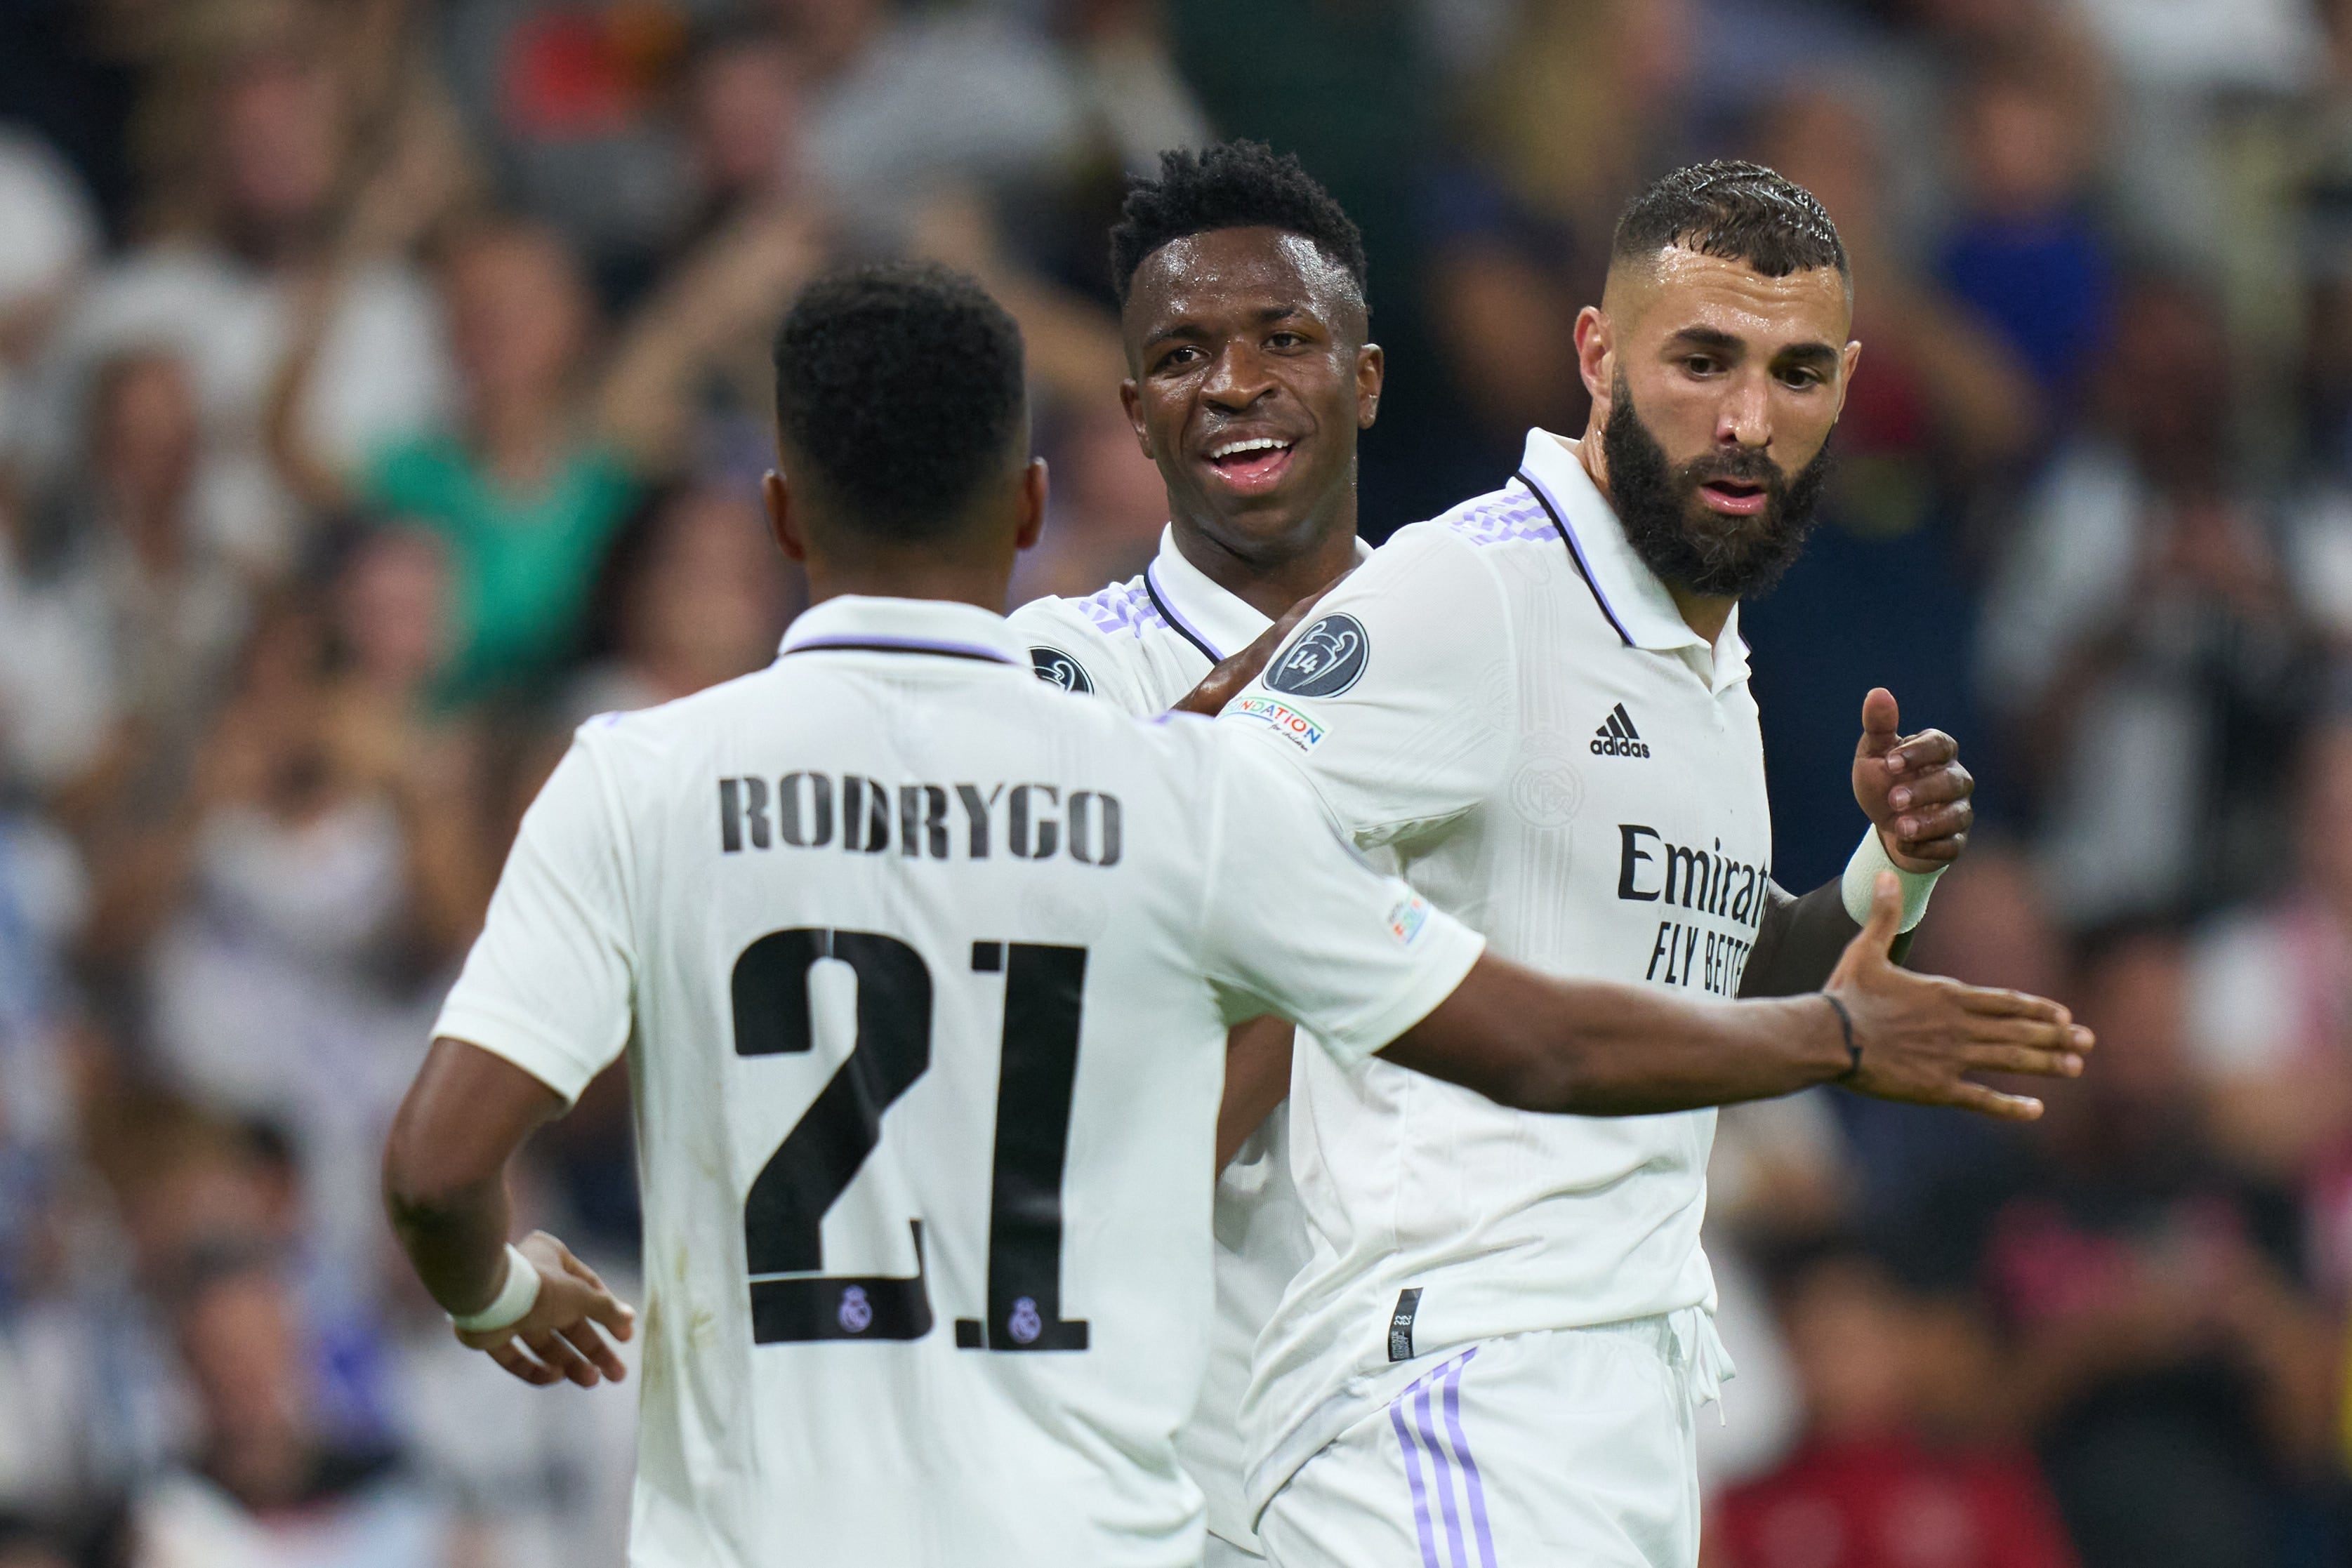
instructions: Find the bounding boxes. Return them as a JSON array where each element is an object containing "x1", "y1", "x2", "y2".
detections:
[
  {"x1": 432, "y1": 594, "x2": 1484, "y2": 1568},
  {"x1": 1010, "y1": 523, "x2": 1371, "y2": 1555},
  {"x1": 1222, "y1": 430, "x2": 1769, "y2": 1520}
]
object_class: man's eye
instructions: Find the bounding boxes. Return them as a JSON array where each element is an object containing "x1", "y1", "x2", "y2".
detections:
[
  {"x1": 1158, "y1": 347, "x2": 1201, "y2": 370},
  {"x1": 1268, "y1": 332, "x2": 1305, "y2": 349},
  {"x1": 1781, "y1": 368, "x2": 1821, "y2": 390}
]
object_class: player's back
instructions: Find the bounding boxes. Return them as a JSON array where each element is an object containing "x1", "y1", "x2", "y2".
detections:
[
  {"x1": 435, "y1": 594, "x2": 1482, "y2": 1566},
  {"x1": 581, "y1": 600, "x2": 1246, "y2": 1566}
]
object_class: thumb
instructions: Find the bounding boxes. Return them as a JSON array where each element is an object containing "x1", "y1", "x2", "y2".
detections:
[
  {"x1": 1832, "y1": 870, "x2": 1903, "y2": 986},
  {"x1": 1856, "y1": 687, "x2": 1901, "y2": 758}
]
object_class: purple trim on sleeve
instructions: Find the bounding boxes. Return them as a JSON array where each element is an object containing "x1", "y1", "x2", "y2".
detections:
[{"x1": 780, "y1": 635, "x2": 1022, "y2": 665}]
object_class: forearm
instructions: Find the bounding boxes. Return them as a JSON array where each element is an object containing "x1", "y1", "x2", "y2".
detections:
[
  {"x1": 383, "y1": 1037, "x2": 567, "y2": 1314},
  {"x1": 1738, "y1": 877, "x2": 1912, "y2": 999},
  {"x1": 1217, "y1": 1016, "x2": 1294, "y2": 1169},
  {"x1": 385, "y1": 1160, "x2": 514, "y2": 1315},
  {"x1": 1384, "y1": 956, "x2": 1851, "y2": 1115}
]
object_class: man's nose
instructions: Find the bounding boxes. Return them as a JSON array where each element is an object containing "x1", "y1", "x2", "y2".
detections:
[
  {"x1": 1716, "y1": 376, "x2": 1771, "y2": 449},
  {"x1": 1203, "y1": 343, "x2": 1278, "y2": 410}
]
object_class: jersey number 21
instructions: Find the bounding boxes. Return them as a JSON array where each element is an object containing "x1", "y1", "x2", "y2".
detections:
[{"x1": 731, "y1": 928, "x2": 1090, "y2": 1353}]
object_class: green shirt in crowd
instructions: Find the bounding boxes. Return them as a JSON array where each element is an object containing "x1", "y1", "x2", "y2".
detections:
[{"x1": 362, "y1": 434, "x2": 640, "y2": 703}]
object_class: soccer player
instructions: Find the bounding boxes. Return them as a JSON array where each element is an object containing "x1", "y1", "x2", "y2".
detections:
[
  {"x1": 1014, "y1": 142, "x2": 1986, "y2": 1568},
  {"x1": 1215, "y1": 161, "x2": 1959, "y2": 1567},
  {"x1": 381, "y1": 261, "x2": 2085, "y2": 1567}
]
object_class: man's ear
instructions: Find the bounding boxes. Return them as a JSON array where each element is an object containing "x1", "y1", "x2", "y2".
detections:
[
  {"x1": 1118, "y1": 378, "x2": 1151, "y2": 458},
  {"x1": 1573, "y1": 305, "x2": 1614, "y2": 409},
  {"x1": 1015, "y1": 457, "x2": 1049, "y2": 552},
  {"x1": 762, "y1": 470, "x2": 805, "y2": 563},
  {"x1": 1834, "y1": 339, "x2": 1863, "y2": 422},
  {"x1": 1355, "y1": 341, "x2": 1385, "y2": 430}
]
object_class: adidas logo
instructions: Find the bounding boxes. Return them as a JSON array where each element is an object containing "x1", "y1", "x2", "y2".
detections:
[{"x1": 1590, "y1": 703, "x2": 1651, "y2": 759}]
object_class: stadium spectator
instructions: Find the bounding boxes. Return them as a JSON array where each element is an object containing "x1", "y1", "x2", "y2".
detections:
[
  {"x1": 128, "y1": 1244, "x2": 453, "y2": 1568},
  {"x1": 35, "y1": 32, "x2": 454, "y2": 574},
  {"x1": 274, "y1": 220, "x2": 640, "y2": 701},
  {"x1": 2187, "y1": 707, "x2": 2352, "y2": 1296},
  {"x1": 1981, "y1": 277, "x2": 2321, "y2": 929},
  {"x1": 1707, "y1": 1244, "x2": 2079, "y2": 1568},
  {"x1": 1936, "y1": 62, "x2": 2115, "y2": 411}
]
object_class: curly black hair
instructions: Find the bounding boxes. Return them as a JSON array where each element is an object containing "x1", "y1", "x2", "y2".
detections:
[
  {"x1": 1108, "y1": 140, "x2": 1368, "y2": 309},
  {"x1": 771, "y1": 263, "x2": 1026, "y2": 540},
  {"x1": 1612, "y1": 160, "x2": 1848, "y2": 282}
]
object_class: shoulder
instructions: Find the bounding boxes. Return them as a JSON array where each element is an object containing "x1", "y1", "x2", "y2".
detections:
[
  {"x1": 1011, "y1": 572, "x2": 1168, "y2": 646},
  {"x1": 1423, "y1": 477, "x2": 1559, "y2": 550}
]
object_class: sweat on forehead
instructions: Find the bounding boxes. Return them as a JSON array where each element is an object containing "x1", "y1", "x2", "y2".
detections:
[{"x1": 1125, "y1": 229, "x2": 1368, "y2": 332}]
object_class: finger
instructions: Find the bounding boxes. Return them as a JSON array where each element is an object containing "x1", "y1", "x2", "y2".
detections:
[
  {"x1": 1892, "y1": 803, "x2": 1973, "y2": 846},
  {"x1": 1964, "y1": 1042, "x2": 2086, "y2": 1078},
  {"x1": 559, "y1": 1317, "x2": 628, "y2": 1383},
  {"x1": 1858, "y1": 870, "x2": 1901, "y2": 953},
  {"x1": 524, "y1": 1328, "x2": 602, "y2": 1388},
  {"x1": 581, "y1": 1285, "x2": 638, "y2": 1339},
  {"x1": 1943, "y1": 1082, "x2": 2046, "y2": 1121},
  {"x1": 1957, "y1": 986, "x2": 2070, "y2": 1023},
  {"x1": 486, "y1": 1340, "x2": 562, "y2": 1387},
  {"x1": 557, "y1": 1246, "x2": 609, "y2": 1294},
  {"x1": 1887, "y1": 766, "x2": 1973, "y2": 813},
  {"x1": 1884, "y1": 729, "x2": 1956, "y2": 776},
  {"x1": 1857, "y1": 688, "x2": 1901, "y2": 757}
]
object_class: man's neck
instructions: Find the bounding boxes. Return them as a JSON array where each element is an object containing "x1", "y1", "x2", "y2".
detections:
[
  {"x1": 1170, "y1": 502, "x2": 1361, "y2": 622},
  {"x1": 802, "y1": 558, "x2": 1012, "y2": 615},
  {"x1": 1569, "y1": 426, "x2": 1735, "y2": 647}
]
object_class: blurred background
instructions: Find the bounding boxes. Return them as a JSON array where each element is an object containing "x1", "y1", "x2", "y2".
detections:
[{"x1": 0, "y1": 0, "x2": 2348, "y2": 1563}]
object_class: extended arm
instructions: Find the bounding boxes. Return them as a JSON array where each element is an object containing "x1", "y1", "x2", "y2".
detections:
[
  {"x1": 1381, "y1": 875, "x2": 2088, "y2": 1121},
  {"x1": 1739, "y1": 877, "x2": 1911, "y2": 997},
  {"x1": 384, "y1": 1037, "x2": 636, "y2": 1386},
  {"x1": 1217, "y1": 1016, "x2": 1295, "y2": 1169}
]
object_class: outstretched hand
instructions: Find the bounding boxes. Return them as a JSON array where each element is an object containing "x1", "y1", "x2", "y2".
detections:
[
  {"x1": 1168, "y1": 571, "x2": 1354, "y2": 717},
  {"x1": 1825, "y1": 872, "x2": 2092, "y2": 1121},
  {"x1": 1851, "y1": 688, "x2": 1973, "y2": 870},
  {"x1": 456, "y1": 1230, "x2": 637, "y2": 1388}
]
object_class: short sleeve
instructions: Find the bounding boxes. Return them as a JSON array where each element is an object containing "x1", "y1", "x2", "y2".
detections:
[
  {"x1": 432, "y1": 733, "x2": 636, "y2": 1103},
  {"x1": 1005, "y1": 595, "x2": 1155, "y2": 717},
  {"x1": 1216, "y1": 525, "x2": 1514, "y2": 847},
  {"x1": 1198, "y1": 735, "x2": 1486, "y2": 1067}
]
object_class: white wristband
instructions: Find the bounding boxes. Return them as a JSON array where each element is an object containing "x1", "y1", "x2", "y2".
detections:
[
  {"x1": 1841, "y1": 826, "x2": 1944, "y2": 934},
  {"x1": 450, "y1": 1243, "x2": 541, "y2": 1334}
]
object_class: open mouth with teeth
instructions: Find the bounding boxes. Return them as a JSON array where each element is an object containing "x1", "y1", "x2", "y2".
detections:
[{"x1": 1204, "y1": 435, "x2": 1297, "y2": 495}]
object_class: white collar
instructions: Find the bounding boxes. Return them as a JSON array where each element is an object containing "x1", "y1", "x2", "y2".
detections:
[
  {"x1": 777, "y1": 594, "x2": 1027, "y2": 666},
  {"x1": 1142, "y1": 523, "x2": 1375, "y2": 662},
  {"x1": 1514, "y1": 429, "x2": 1750, "y2": 689}
]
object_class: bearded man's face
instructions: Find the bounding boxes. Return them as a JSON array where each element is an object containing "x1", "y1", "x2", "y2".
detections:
[{"x1": 1602, "y1": 371, "x2": 1830, "y2": 600}]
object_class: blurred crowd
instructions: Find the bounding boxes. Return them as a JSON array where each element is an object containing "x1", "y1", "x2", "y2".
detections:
[{"x1": 1, "y1": 0, "x2": 2352, "y2": 1564}]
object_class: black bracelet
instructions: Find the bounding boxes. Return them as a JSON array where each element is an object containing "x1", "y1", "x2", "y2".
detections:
[{"x1": 1821, "y1": 992, "x2": 1861, "y2": 1080}]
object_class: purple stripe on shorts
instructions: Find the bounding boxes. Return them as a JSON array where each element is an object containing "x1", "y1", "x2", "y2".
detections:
[
  {"x1": 1414, "y1": 1379, "x2": 1469, "y2": 1568},
  {"x1": 1388, "y1": 1395, "x2": 1444, "y2": 1568},
  {"x1": 1441, "y1": 1351, "x2": 1499, "y2": 1568}
]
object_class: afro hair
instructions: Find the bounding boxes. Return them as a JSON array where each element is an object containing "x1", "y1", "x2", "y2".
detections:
[{"x1": 1108, "y1": 140, "x2": 1368, "y2": 308}]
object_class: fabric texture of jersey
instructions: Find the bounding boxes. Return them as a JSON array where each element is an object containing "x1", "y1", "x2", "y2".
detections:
[
  {"x1": 1223, "y1": 431, "x2": 1768, "y2": 1521},
  {"x1": 1010, "y1": 523, "x2": 1368, "y2": 1555},
  {"x1": 432, "y1": 594, "x2": 1482, "y2": 1568}
]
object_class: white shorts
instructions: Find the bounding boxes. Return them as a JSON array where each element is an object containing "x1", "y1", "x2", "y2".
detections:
[{"x1": 1257, "y1": 1317, "x2": 1710, "y2": 1568}]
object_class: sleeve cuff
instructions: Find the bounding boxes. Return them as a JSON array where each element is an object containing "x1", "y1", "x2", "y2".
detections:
[
  {"x1": 1318, "y1": 918, "x2": 1488, "y2": 1068},
  {"x1": 430, "y1": 997, "x2": 610, "y2": 1108},
  {"x1": 1840, "y1": 826, "x2": 1944, "y2": 934}
]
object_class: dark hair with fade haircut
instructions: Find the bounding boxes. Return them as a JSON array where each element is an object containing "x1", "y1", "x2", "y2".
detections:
[
  {"x1": 772, "y1": 262, "x2": 1026, "y2": 538},
  {"x1": 1611, "y1": 160, "x2": 1848, "y2": 283},
  {"x1": 1108, "y1": 140, "x2": 1368, "y2": 308}
]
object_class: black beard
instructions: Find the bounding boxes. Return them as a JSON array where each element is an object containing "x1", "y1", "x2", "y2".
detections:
[{"x1": 1601, "y1": 375, "x2": 1830, "y2": 601}]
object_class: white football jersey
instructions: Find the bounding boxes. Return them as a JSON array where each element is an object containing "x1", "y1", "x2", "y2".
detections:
[
  {"x1": 1224, "y1": 430, "x2": 1771, "y2": 1519},
  {"x1": 1010, "y1": 524, "x2": 1369, "y2": 1554},
  {"x1": 432, "y1": 594, "x2": 1484, "y2": 1568}
]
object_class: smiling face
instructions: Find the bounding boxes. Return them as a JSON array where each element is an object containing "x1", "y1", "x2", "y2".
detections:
[
  {"x1": 1578, "y1": 246, "x2": 1858, "y2": 598},
  {"x1": 1120, "y1": 226, "x2": 1381, "y2": 571}
]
